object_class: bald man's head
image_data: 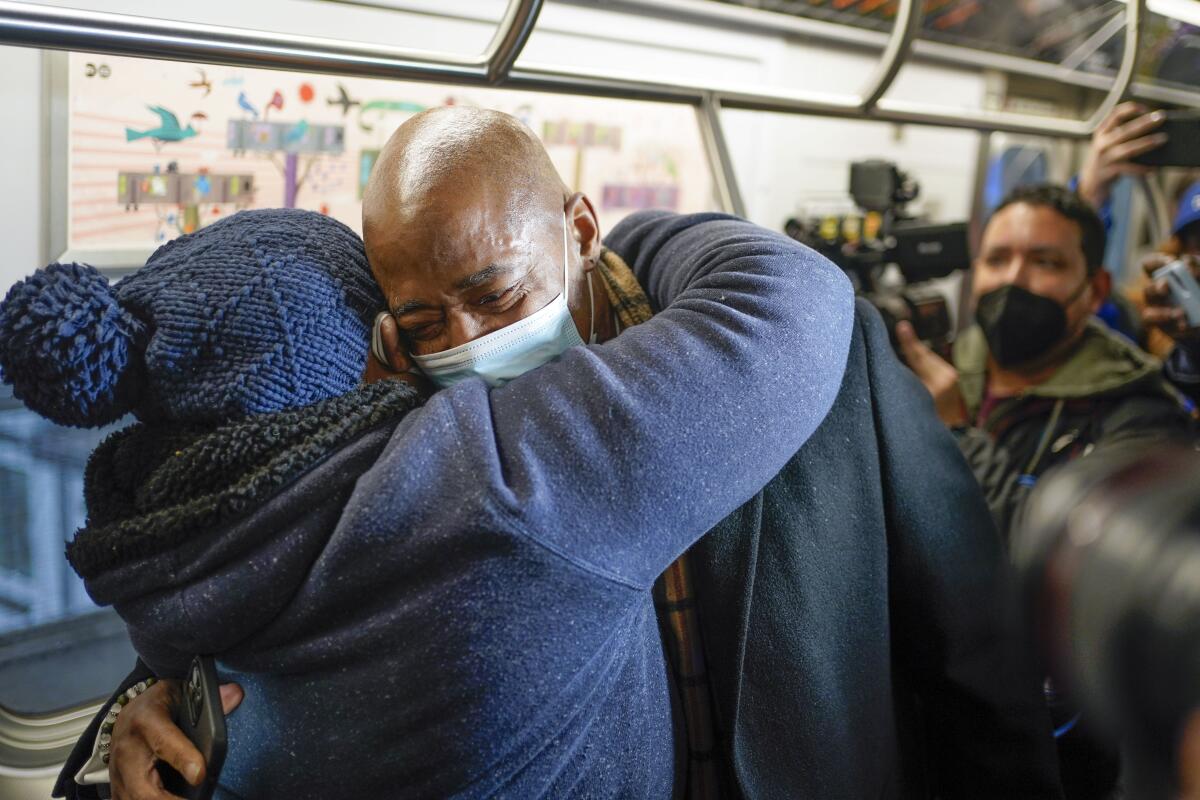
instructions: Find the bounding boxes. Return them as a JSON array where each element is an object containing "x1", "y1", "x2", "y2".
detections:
[
  {"x1": 361, "y1": 106, "x2": 608, "y2": 360},
  {"x1": 365, "y1": 107, "x2": 566, "y2": 234}
]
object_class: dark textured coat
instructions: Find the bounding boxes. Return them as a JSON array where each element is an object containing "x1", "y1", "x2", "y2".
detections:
[{"x1": 689, "y1": 299, "x2": 1063, "y2": 799}]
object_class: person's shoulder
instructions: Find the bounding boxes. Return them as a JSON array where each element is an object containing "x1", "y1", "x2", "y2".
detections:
[
  {"x1": 603, "y1": 212, "x2": 803, "y2": 261},
  {"x1": 1038, "y1": 322, "x2": 1162, "y2": 400}
]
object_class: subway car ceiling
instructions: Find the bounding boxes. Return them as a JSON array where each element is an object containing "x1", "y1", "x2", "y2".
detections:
[{"x1": 0, "y1": 1, "x2": 1197, "y2": 798}]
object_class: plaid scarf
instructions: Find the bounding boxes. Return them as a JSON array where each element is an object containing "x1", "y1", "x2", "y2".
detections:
[{"x1": 594, "y1": 248, "x2": 727, "y2": 800}]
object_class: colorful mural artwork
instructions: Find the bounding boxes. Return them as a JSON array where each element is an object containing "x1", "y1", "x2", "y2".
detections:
[{"x1": 66, "y1": 52, "x2": 713, "y2": 255}]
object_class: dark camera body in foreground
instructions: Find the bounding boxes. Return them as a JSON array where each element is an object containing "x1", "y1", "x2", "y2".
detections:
[{"x1": 1013, "y1": 445, "x2": 1200, "y2": 800}]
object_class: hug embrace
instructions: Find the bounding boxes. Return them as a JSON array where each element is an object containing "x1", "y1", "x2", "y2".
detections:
[{"x1": 0, "y1": 107, "x2": 1061, "y2": 800}]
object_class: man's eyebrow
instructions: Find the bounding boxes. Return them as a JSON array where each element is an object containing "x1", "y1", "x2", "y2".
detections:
[
  {"x1": 982, "y1": 244, "x2": 1066, "y2": 256},
  {"x1": 454, "y1": 264, "x2": 511, "y2": 291}
]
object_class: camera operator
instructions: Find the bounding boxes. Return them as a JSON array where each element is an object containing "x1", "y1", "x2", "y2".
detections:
[
  {"x1": 897, "y1": 183, "x2": 1194, "y2": 799},
  {"x1": 897, "y1": 184, "x2": 1191, "y2": 541}
]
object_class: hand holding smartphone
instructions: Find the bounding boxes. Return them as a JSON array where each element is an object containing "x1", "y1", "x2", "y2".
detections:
[
  {"x1": 158, "y1": 656, "x2": 228, "y2": 800},
  {"x1": 1131, "y1": 111, "x2": 1200, "y2": 168},
  {"x1": 1153, "y1": 260, "x2": 1200, "y2": 328}
]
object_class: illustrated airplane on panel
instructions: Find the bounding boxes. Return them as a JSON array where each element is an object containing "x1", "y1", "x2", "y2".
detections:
[{"x1": 326, "y1": 83, "x2": 361, "y2": 116}]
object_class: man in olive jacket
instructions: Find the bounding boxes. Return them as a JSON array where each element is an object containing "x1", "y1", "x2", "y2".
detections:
[{"x1": 900, "y1": 183, "x2": 1191, "y2": 799}]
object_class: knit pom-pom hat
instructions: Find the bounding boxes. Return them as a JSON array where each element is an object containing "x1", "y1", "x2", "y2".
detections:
[{"x1": 0, "y1": 208, "x2": 385, "y2": 427}]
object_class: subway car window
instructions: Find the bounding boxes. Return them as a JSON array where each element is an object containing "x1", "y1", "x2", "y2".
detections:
[
  {"x1": 0, "y1": 390, "x2": 137, "y2": 715},
  {"x1": 1139, "y1": 8, "x2": 1200, "y2": 93},
  {"x1": 722, "y1": 108, "x2": 983, "y2": 226},
  {"x1": 709, "y1": 0, "x2": 1192, "y2": 82}
]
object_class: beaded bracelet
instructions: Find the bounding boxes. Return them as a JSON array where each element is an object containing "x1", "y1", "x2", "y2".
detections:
[{"x1": 98, "y1": 677, "x2": 158, "y2": 765}]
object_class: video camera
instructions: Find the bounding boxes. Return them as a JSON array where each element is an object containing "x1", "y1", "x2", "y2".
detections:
[
  {"x1": 1013, "y1": 445, "x2": 1200, "y2": 800},
  {"x1": 784, "y1": 160, "x2": 970, "y2": 355}
]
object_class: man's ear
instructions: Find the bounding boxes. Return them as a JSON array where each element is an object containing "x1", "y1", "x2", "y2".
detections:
[
  {"x1": 1089, "y1": 268, "x2": 1112, "y2": 312},
  {"x1": 566, "y1": 192, "x2": 602, "y2": 269},
  {"x1": 364, "y1": 312, "x2": 409, "y2": 384}
]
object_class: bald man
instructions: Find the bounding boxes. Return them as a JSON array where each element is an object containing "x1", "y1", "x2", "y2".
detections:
[{"x1": 61, "y1": 109, "x2": 1061, "y2": 800}]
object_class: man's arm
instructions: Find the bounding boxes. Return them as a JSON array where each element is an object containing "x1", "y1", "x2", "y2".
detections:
[
  {"x1": 377, "y1": 212, "x2": 855, "y2": 589},
  {"x1": 865, "y1": 307, "x2": 1064, "y2": 798},
  {"x1": 92, "y1": 212, "x2": 854, "y2": 796}
]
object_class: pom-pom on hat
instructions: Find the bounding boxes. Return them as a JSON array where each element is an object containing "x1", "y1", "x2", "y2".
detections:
[{"x1": 0, "y1": 208, "x2": 384, "y2": 427}]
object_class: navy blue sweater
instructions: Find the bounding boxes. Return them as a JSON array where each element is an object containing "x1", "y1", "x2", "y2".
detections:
[{"x1": 77, "y1": 212, "x2": 854, "y2": 798}]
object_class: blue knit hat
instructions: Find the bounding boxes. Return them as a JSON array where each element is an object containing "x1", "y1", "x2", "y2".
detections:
[{"x1": 0, "y1": 208, "x2": 384, "y2": 427}]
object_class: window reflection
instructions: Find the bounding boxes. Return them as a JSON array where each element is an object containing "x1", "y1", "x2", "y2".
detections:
[
  {"x1": 712, "y1": 1, "x2": 1198, "y2": 93},
  {"x1": 0, "y1": 389, "x2": 135, "y2": 714}
]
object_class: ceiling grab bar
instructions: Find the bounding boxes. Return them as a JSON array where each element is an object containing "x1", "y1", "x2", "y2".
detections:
[
  {"x1": 0, "y1": 0, "x2": 1159, "y2": 141},
  {"x1": 485, "y1": 0, "x2": 544, "y2": 85},
  {"x1": 1084, "y1": 0, "x2": 1145, "y2": 132},
  {"x1": 858, "y1": 0, "x2": 924, "y2": 113},
  {"x1": 0, "y1": 0, "x2": 488, "y2": 80},
  {"x1": 696, "y1": 93, "x2": 746, "y2": 218}
]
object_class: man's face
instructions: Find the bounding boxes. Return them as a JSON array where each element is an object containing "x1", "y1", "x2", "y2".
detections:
[
  {"x1": 365, "y1": 190, "x2": 593, "y2": 357},
  {"x1": 972, "y1": 202, "x2": 1102, "y2": 336}
]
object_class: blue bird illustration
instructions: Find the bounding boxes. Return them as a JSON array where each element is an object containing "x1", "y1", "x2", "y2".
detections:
[
  {"x1": 238, "y1": 91, "x2": 260, "y2": 119},
  {"x1": 284, "y1": 120, "x2": 309, "y2": 145},
  {"x1": 125, "y1": 106, "x2": 204, "y2": 146}
]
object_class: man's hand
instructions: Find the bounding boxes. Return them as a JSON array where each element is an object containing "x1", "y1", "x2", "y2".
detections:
[
  {"x1": 1077, "y1": 102, "x2": 1166, "y2": 210},
  {"x1": 1141, "y1": 253, "x2": 1200, "y2": 346},
  {"x1": 896, "y1": 321, "x2": 969, "y2": 427},
  {"x1": 109, "y1": 679, "x2": 243, "y2": 800}
]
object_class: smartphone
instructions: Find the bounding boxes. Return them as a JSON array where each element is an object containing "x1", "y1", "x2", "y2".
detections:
[
  {"x1": 1153, "y1": 260, "x2": 1200, "y2": 327},
  {"x1": 158, "y1": 655, "x2": 227, "y2": 800},
  {"x1": 1131, "y1": 111, "x2": 1200, "y2": 168}
]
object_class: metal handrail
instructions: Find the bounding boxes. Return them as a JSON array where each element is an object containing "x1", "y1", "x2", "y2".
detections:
[
  {"x1": 0, "y1": 0, "x2": 1167, "y2": 205},
  {"x1": 696, "y1": 93, "x2": 745, "y2": 217},
  {"x1": 867, "y1": 0, "x2": 1145, "y2": 140},
  {"x1": 1085, "y1": 0, "x2": 1144, "y2": 131},
  {"x1": 0, "y1": 0, "x2": 541, "y2": 83},
  {"x1": 485, "y1": 0, "x2": 544, "y2": 84},
  {"x1": 857, "y1": 0, "x2": 923, "y2": 112},
  {"x1": 551, "y1": 0, "x2": 1200, "y2": 112},
  {"x1": 0, "y1": 0, "x2": 1148, "y2": 141}
]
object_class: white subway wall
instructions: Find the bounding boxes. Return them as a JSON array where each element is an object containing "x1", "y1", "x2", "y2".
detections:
[{"x1": 0, "y1": 46, "x2": 44, "y2": 290}]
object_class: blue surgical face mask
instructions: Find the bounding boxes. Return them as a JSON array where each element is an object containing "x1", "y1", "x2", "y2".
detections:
[{"x1": 406, "y1": 215, "x2": 595, "y2": 388}]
